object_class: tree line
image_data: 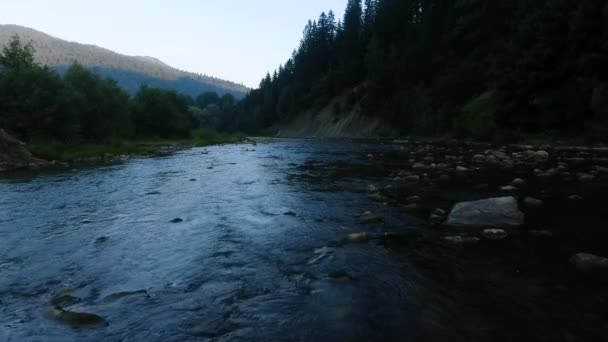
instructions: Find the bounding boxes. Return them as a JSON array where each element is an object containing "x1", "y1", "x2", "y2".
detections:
[
  {"x1": 237, "y1": 0, "x2": 608, "y2": 141},
  {"x1": 0, "y1": 35, "x2": 237, "y2": 143}
]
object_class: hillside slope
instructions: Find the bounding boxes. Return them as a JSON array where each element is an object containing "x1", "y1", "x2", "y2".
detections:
[{"x1": 0, "y1": 25, "x2": 249, "y2": 98}]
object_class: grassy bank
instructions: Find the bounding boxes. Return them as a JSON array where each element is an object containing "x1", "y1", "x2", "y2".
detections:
[{"x1": 29, "y1": 130, "x2": 247, "y2": 163}]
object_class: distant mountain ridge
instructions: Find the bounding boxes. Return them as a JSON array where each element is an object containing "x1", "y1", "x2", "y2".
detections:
[{"x1": 0, "y1": 24, "x2": 249, "y2": 98}]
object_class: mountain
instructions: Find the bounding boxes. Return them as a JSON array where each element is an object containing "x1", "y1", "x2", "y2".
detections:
[{"x1": 0, "y1": 25, "x2": 249, "y2": 98}]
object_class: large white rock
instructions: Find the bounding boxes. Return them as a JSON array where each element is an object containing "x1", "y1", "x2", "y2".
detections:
[{"x1": 447, "y1": 197, "x2": 524, "y2": 227}]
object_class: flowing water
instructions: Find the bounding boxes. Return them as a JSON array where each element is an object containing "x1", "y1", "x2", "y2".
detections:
[{"x1": 0, "y1": 139, "x2": 607, "y2": 341}]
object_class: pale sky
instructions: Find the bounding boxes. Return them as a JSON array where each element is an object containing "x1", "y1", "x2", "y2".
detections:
[{"x1": 0, "y1": 0, "x2": 347, "y2": 88}]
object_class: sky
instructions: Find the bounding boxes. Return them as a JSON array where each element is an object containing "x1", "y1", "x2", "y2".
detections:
[{"x1": 0, "y1": 0, "x2": 347, "y2": 88}]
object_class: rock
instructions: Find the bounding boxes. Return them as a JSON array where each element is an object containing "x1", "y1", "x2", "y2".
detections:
[
  {"x1": 482, "y1": 229, "x2": 508, "y2": 240},
  {"x1": 523, "y1": 197, "x2": 544, "y2": 207},
  {"x1": 367, "y1": 184, "x2": 379, "y2": 193},
  {"x1": 429, "y1": 214, "x2": 444, "y2": 222},
  {"x1": 284, "y1": 211, "x2": 297, "y2": 216},
  {"x1": 596, "y1": 166, "x2": 608, "y2": 173},
  {"x1": 523, "y1": 150, "x2": 549, "y2": 163},
  {"x1": 500, "y1": 185, "x2": 518, "y2": 192},
  {"x1": 95, "y1": 236, "x2": 109, "y2": 244},
  {"x1": 568, "y1": 195, "x2": 583, "y2": 201},
  {"x1": 0, "y1": 128, "x2": 51, "y2": 172},
  {"x1": 343, "y1": 232, "x2": 371, "y2": 244},
  {"x1": 403, "y1": 175, "x2": 420, "y2": 182},
  {"x1": 50, "y1": 295, "x2": 82, "y2": 307},
  {"x1": 570, "y1": 253, "x2": 608, "y2": 271},
  {"x1": 446, "y1": 197, "x2": 524, "y2": 227},
  {"x1": 578, "y1": 173, "x2": 595, "y2": 182},
  {"x1": 360, "y1": 211, "x2": 383, "y2": 224},
  {"x1": 406, "y1": 195, "x2": 422, "y2": 203},
  {"x1": 328, "y1": 271, "x2": 355, "y2": 281},
  {"x1": 455, "y1": 166, "x2": 469, "y2": 172},
  {"x1": 367, "y1": 192, "x2": 387, "y2": 201},
  {"x1": 48, "y1": 306, "x2": 109, "y2": 328},
  {"x1": 170, "y1": 218, "x2": 184, "y2": 223},
  {"x1": 412, "y1": 163, "x2": 426, "y2": 171},
  {"x1": 442, "y1": 236, "x2": 480, "y2": 244},
  {"x1": 401, "y1": 204, "x2": 420, "y2": 212},
  {"x1": 190, "y1": 179, "x2": 197, "y2": 182},
  {"x1": 512, "y1": 178, "x2": 527, "y2": 187}
]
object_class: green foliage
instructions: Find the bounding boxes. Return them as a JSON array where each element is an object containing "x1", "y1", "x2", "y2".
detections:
[
  {"x1": 132, "y1": 86, "x2": 192, "y2": 138},
  {"x1": 63, "y1": 64, "x2": 132, "y2": 140},
  {"x1": 191, "y1": 128, "x2": 245, "y2": 146},
  {"x1": 455, "y1": 91, "x2": 498, "y2": 141},
  {"x1": 236, "y1": 0, "x2": 608, "y2": 140},
  {"x1": 0, "y1": 35, "x2": 235, "y2": 150}
]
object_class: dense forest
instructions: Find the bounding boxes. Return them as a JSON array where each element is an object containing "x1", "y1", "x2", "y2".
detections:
[
  {"x1": 0, "y1": 25, "x2": 249, "y2": 98},
  {"x1": 0, "y1": 35, "x2": 237, "y2": 144},
  {"x1": 237, "y1": 0, "x2": 608, "y2": 141}
]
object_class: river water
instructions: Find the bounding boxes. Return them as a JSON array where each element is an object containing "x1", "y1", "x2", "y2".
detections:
[{"x1": 1, "y1": 139, "x2": 607, "y2": 341}]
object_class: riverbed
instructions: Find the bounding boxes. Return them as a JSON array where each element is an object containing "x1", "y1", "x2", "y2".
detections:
[{"x1": 1, "y1": 139, "x2": 607, "y2": 341}]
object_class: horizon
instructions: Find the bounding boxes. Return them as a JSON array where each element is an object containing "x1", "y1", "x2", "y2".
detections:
[{"x1": 0, "y1": 0, "x2": 347, "y2": 88}]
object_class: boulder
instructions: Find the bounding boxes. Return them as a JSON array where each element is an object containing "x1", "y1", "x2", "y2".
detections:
[
  {"x1": 360, "y1": 211, "x2": 383, "y2": 224},
  {"x1": 0, "y1": 128, "x2": 50, "y2": 172},
  {"x1": 512, "y1": 178, "x2": 527, "y2": 187},
  {"x1": 446, "y1": 197, "x2": 524, "y2": 227},
  {"x1": 523, "y1": 197, "x2": 544, "y2": 207},
  {"x1": 570, "y1": 253, "x2": 608, "y2": 271},
  {"x1": 482, "y1": 229, "x2": 508, "y2": 240}
]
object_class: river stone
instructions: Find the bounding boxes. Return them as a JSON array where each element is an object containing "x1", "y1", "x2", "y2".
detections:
[
  {"x1": 48, "y1": 306, "x2": 109, "y2": 328},
  {"x1": 343, "y1": 232, "x2": 370, "y2": 244},
  {"x1": 442, "y1": 236, "x2": 480, "y2": 244},
  {"x1": 406, "y1": 195, "x2": 422, "y2": 203},
  {"x1": 482, "y1": 229, "x2": 508, "y2": 240},
  {"x1": 446, "y1": 197, "x2": 524, "y2": 227},
  {"x1": 523, "y1": 197, "x2": 544, "y2": 207},
  {"x1": 512, "y1": 178, "x2": 527, "y2": 187},
  {"x1": 360, "y1": 211, "x2": 383, "y2": 224},
  {"x1": 570, "y1": 253, "x2": 608, "y2": 271}
]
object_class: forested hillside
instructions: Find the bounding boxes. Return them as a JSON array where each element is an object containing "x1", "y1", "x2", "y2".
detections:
[
  {"x1": 0, "y1": 36, "x2": 240, "y2": 149},
  {"x1": 238, "y1": 0, "x2": 608, "y2": 141},
  {"x1": 0, "y1": 25, "x2": 249, "y2": 98}
]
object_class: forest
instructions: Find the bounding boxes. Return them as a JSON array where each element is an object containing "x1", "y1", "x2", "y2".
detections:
[
  {"x1": 237, "y1": 0, "x2": 608, "y2": 141},
  {"x1": 0, "y1": 35, "x2": 238, "y2": 149}
]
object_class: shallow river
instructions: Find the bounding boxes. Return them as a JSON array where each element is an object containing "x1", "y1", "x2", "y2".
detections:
[{"x1": 1, "y1": 139, "x2": 607, "y2": 341}]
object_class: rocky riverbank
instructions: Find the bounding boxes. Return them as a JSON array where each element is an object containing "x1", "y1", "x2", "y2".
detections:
[
  {"x1": 0, "y1": 129, "x2": 53, "y2": 172},
  {"x1": 293, "y1": 138, "x2": 608, "y2": 268}
]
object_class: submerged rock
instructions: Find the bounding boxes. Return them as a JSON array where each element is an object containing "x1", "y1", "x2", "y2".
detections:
[
  {"x1": 523, "y1": 197, "x2": 544, "y2": 208},
  {"x1": 170, "y1": 218, "x2": 184, "y2": 223},
  {"x1": 343, "y1": 232, "x2": 371, "y2": 244},
  {"x1": 50, "y1": 294, "x2": 82, "y2": 307},
  {"x1": 570, "y1": 253, "x2": 608, "y2": 271},
  {"x1": 328, "y1": 270, "x2": 355, "y2": 282},
  {"x1": 47, "y1": 306, "x2": 109, "y2": 328},
  {"x1": 442, "y1": 236, "x2": 480, "y2": 244},
  {"x1": 446, "y1": 197, "x2": 524, "y2": 227},
  {"x1": 482, "y1": 229, "x2": 508, "y2": 240},
  {"x1": 359, "y1": 211, "x2": 383, "y2": 224}
]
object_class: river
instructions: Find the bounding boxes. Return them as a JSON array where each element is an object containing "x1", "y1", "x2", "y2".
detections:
[{"x1": 1, "y1": 139, "x2": 607, "y2": 341}]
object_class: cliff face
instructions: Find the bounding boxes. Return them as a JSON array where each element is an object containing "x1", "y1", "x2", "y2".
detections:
[
  {"x1": 0, "y1": 129, "x2": 49, "y2": 172},
  {"x1": 277, "y1": 90, "x2": 398, "y2": 138}
]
